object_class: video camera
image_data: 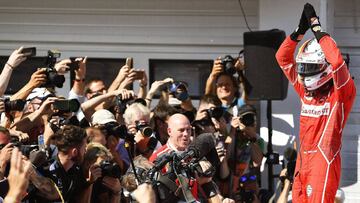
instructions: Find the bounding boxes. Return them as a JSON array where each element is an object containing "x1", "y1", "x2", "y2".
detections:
[{"x1": 42, "y1": 50, "x2": 65, "y2": 88}]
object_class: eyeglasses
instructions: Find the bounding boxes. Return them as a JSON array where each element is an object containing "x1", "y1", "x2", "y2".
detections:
[{"x1": 89, "y1": 87, "x2": 106, "y2": 94}]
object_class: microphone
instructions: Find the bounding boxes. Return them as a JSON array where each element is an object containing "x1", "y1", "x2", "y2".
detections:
[
  {"x1": 179, "y1": 133, "x2": 216, "y2": 161},
  {"x1": 148, "y1": 151, "x2": 176, "y2": 176}
]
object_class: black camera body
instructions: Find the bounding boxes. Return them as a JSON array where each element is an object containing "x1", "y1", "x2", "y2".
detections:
[
  {"x1": 115, "y1": 95, "x2": 147, "y2": 115},
  {"x1": 206, "y1": 107, "x2": 224, "y2": 120},
  {"x1": 9, "y1": 137, "x2": 39, "y2": 158},
  {"x1": 4, "y1": 98, "x2": 26, "y2": 112},
  {"x1": 237, "y1": 104, "x2": 257, "y2": 127},
  {"x1": 220, "y1": 55, "x2": 236, "y2": 75},
  {"x1": 42, "y1": 50, "x2": 65, "y2": 88},
  {"x1": 240, "y1": 113, "x2": 256, "y2": 127},
  {"x1": 103, "y1": 122, "x2": 129, "y2": 139},
  {"x1": 69, "y1": 58, "x2": 80, "y2": 71},
  {"x1": 53, "y1": 99, "x2": 80, "y2": 113},
  {"x1": 99, "y1": 160, "x2": 121, "y2": 179}
]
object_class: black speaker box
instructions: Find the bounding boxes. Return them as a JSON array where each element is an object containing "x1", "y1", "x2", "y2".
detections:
[{"x1": 244, "y1": 29, "x2": 288, "y2": 100}]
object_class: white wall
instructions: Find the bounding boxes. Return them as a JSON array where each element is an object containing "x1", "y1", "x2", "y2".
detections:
[{"x1": 0, "y1": 0, "x2": 258, "y2": 96}]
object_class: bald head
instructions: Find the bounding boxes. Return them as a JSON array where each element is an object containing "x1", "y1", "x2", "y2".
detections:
[
  {"x1": 167, "y1": 113, "x2": 191, "y2": 151},
  {"x1": 168, "y1": 113, "x2": 189, "y2": 128}
]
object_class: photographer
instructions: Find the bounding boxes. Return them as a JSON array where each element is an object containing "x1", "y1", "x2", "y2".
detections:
[
  {"x1": 205, "y1": 55, "x2": 249, "y2": 114},
  {"x1": 167, "y1": 81, "x2": 196, "y2": 122},
  {"x1": 225, "y1": 104, "x2": 264, "y2": 202},
  {"x1": 81, "y1": 88, "x2": 134, "y2": 122},
  {"x1": 91, "y1": 109, "x2": 128, "y2": 173},
  {"x1": 195, "y1": 94, "x2": 228, "y2": 137},
  {"x1": 123, "y1": 102, "x2": 161, "y2": 158},
  {"x1": 11, "y1": 96, "x2": 58, "y2": 145},
  {"x1": 0, "y1": 126, "x2": 60, "y2": 201},
  {"x1": 144, "y1": 77, "x2": 173, "y2": 108},
  {"x1": 82, "y1": 142, "x2": 122, "y2": 203},
  {"x1": 193, "y1": 95, "x2": 232, "y2": 194}
]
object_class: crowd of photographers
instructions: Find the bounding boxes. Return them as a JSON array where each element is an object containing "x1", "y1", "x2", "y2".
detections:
[{"x1": 0, "y1": 47, "x2": 296, "y2": 203}]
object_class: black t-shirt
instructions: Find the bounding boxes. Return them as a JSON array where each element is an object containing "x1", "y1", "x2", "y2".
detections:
[{"x1": 44, "y1": 157, "x2": 88, "y2": 203}]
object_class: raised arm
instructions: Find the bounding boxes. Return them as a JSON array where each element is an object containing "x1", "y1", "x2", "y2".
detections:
[
  {"x1": 303, "y1": 3, "x2": 355, "y2": 95},
  {"x1": 0, "y1": 47, "x2": 27, "y2": 96}
]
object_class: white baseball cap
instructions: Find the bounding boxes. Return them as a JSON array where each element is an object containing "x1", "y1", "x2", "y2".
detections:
[{"x1": 91, "y1": 109, "x2": 117, "y2": 125}]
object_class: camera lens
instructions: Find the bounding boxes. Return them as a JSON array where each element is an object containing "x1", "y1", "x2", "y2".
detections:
[
  {"x1": 4, "y1": 99, "x2": 26, "y2": 112},
  {"x1": 240, "y1": 113, "x2": 255, "y2": 127},
  {"x1": 221, "y1": 55, "x2": 236, "y2": 75},
  {"x1": 208, "y1": 107, "x2": 224, "y2": 120}
]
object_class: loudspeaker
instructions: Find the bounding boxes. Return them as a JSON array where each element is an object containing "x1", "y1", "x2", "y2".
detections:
[{"x1": 244, "y1": 29, "x2": 288, "y2": 100}]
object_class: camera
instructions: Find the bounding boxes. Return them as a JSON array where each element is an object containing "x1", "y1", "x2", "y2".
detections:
[
  {"x1": 115, "y1": 95, "x2": 146, "y2": 114},
  {"x1": 103, "y1": 122, "x2": 129, "y2": 139},
  {"x1": 237, "y1": 104, "x2": 256, "y2": 127},
  {"x1": 3, "y1": 98, "x2": 26, "y2": 112},
  {"x1": 240, "y1": 113, "x2": 256, "y2": 127},
  {"x1": 68, "y1": 58, "x2": 80, "y2": 71},
  {"x1": 220, "y1": 55, "x2": 236, "y2": 75},
  {"x1": 42, "y1": 50, "x2": 65, "y2": 88},
  {"x1": 99, "y1": 160, "x2": 122, "y2": 179},
  {"x1": 206, "y1": 107, "x2": 224, "y2": 120},
  {"x1": 4, "y1": 136, "x2": 40, "y2": 158},
  {"x1": 135, "y1": 121, "x2": 153, "y2": 137},
  {"x1": 53, "y1": 99, "x2": 80, "y2": 113},
  {"x1": 21, "y1": 47, "x2": 36, "y2": 57},
  {"x1": 282, "y1": 147, "x2": 297, "y2": 181},
  {"x1": 168, "y1": 81, "x2": 189, "y2": 101}
]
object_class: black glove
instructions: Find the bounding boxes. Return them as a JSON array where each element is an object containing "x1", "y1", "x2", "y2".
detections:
[
  {"x1": 303, "y1": 3, "x2": 329, "y2": 41},
  {"x1": 303, "y1": 3, "x2": 317, "y2": 22},
  {"x1": 290, "y1": 9, "x2": 309, "y2": 42}
]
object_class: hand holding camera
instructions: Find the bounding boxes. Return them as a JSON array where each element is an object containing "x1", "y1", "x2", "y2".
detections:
[
  {"x1": 73, "y1": 57, "x2": 87, "y2": 81},
  {"x1": 0, "y1": 143, "x2": 13, "y2": 167},
  {"x1": 28, "y1": 68, "x2": 47, "y2": 88},
  {"x1": 87, "y1": 164, "x2": 102, "y2": 184},
  {"x1": 147, "y1": 77, "x2": 173, "y2": 98},
  {"x1": 212, "y1": 55, "x2": 241, "y2": 77},
  {"x1": 211, "y1": 57, "x2": 224, "y2": 77}
]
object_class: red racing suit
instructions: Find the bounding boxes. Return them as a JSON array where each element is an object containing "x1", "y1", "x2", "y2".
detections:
[{"x1": 276, "y1": 35, "x2": 356, "y2": 203}]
